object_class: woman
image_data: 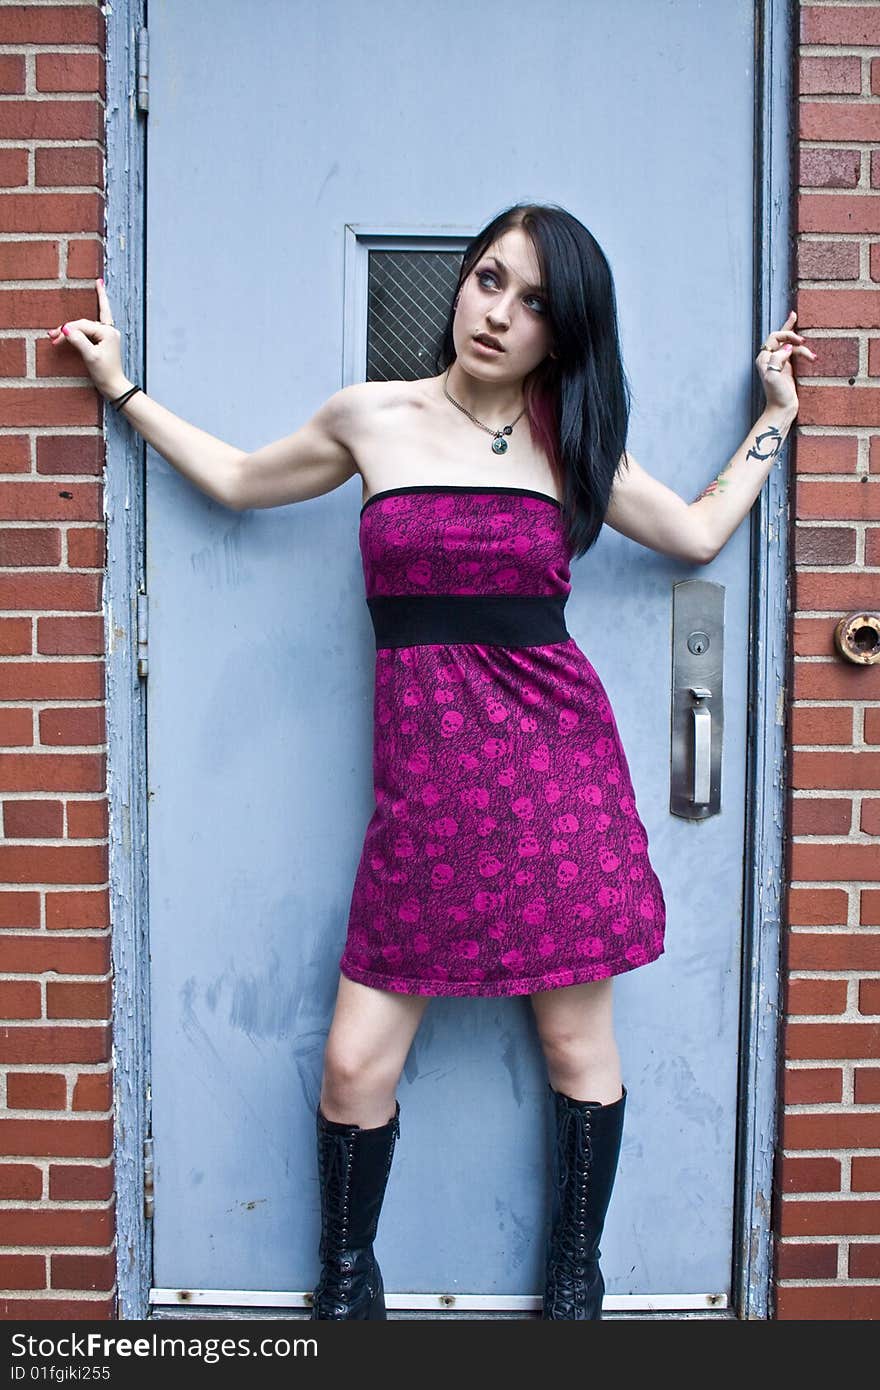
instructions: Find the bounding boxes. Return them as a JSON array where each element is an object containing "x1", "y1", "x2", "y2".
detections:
[{"x1": 48, "y1": 201, "x2": 813, "y2": 1321}]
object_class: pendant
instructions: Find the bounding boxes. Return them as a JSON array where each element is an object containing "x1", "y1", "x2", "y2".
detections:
[{"x1": 492, "y1": 435, "x2": 508, "y2": 454}]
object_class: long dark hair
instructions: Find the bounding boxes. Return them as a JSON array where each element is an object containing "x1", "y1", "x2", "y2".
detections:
[{"x1": 434, "y1": 202, "x2": 633, "y2": 560}]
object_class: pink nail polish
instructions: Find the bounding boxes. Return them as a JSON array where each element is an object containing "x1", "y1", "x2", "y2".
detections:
[{"x1": 61, "y1": 325, "x2": 69, "y2": 336}]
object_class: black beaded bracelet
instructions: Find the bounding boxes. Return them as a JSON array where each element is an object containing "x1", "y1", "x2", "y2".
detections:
[{"x1": 110, "y1": 384, "x2": 141, "y2": 410}]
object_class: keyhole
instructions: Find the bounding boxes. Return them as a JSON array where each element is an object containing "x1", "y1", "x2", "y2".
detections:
[{"x1": 687, "y1": 631, "x2": 710, "y2": 656}]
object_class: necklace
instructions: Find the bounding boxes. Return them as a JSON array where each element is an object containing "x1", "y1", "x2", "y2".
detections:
[{"x1": 443, "y1": 367, "x2": 527, "y2": 454}]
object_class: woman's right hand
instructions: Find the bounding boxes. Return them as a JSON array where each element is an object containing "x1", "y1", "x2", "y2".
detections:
[{"x1": 46, "y1": 279, "x2": 131, "y2": 401}]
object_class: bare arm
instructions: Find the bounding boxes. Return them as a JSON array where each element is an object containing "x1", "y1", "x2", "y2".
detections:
[
  {"x1": 604, "y1": 402, "x2": 798, "y2": 565},
  {"x1": 110, "y1": 377, "x2": 246, "y2": 509},
  {"x1": 228, "y1": 383, "x2": 363, "y2": 511}
]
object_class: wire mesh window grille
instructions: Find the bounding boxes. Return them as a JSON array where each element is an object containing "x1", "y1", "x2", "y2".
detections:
[{"x1": 366, "y1": 250, "x2": 462, "y2": 381}]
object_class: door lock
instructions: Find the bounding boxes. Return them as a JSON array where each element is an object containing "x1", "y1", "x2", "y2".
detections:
[{"x1": 671, "y1": 581, "x2": 724, "y2": 819}]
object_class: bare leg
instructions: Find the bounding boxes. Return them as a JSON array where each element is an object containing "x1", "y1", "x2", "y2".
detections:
[
  {"x1": 530, "y1": 978, "x2": 623, "y2": 1104},
  {"x1": 319, "y1": 973, "x2": 430, "y2": 1128}
]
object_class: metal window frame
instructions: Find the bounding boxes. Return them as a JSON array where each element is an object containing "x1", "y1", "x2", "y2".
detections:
[{"x1": 107, "y1": 0, "x2": 793, "y2": 1320}]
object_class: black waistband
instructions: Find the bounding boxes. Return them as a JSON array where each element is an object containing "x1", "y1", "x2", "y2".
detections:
[{"x1": 366, "y1": 594, "x2": 570, "y2": 649}]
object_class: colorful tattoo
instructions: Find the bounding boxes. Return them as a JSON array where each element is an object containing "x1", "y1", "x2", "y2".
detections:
[{"x1": 692, "y1": 424, "x2": 785, "y2": 503}]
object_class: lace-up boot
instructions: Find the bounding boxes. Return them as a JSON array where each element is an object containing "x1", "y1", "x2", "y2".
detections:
[
  {"x1": 541, "y1": 1083, "x2": 627, "y2": 1320},
  {"x1": 310, "y1": 1099, "x2": 401, "y2": 1320}
]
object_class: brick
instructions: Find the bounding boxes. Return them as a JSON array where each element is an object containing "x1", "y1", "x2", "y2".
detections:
[
  {"x1": 66, "y1": 527, "x2": 105, "y2": 568},
  {"x1": 796, "y1": 479, "x2": 880, "y2": 520},
  {"x1": 0, "y1": 1256, "x2": 46, "y2": 1290},
  {"x1": 39, "y1": 705, "x2": 106, "y2": 747},
  {"x1": 0, "y1": 1164, "x2": 41, "y2": 1200},
  {"x1": 46, "y1": 979, "x2": 110, "y2": 1021},
  {"x1": 778, "y1": 1155, "x2": 841, "y2": 1194},
  {"x1": 0, "y1": 980, "x2": 41, "y2": 1019},
  {"x1": 799, "y1": 240, "x2": 860, "y2": 280},
  {"x1": 852, "y1": 1157, "x2": 880, "y2": 1193},
  {"x1": 782, "y1": 1111, "x2": 880, "y2": 1150},
  {"x1": 72, "y1": 1071, "x2": 110, "y2": 1113},
  {"x1": 50, "y1": 1252, "x2": 115, "y2": 1292},
  {"x1": 0, "y1": 844, "x2": 108, "y2": 885},
  {"x1": 0, "y1": 8, "x2": 104, "y2": 44},
  {"x1": 35, "y1": 146, "x2": 102, "y2": 190},
  {"x1": 795, "y1": 434, "x2": 858, "y2": 474},
  {"x1": 0, "y1": 935, "x2": 110, "y2": 975},
  {"x1": 784, "y1": 1066, "x2": 843, "y2": 1104},
  {"x1": 0, "y1": 1208, "x2": 113, "y2": 1247},
  {"x1": 860, "y1": 979, "x2": 880, "y2": 1015},
  {"x1": 794, "y1": 526, "x2": 858, "y2": 564},
  {"x1": 0, "y1": 1297, "x2": 115, "y2": 1320},
  {"x1": 0, "y1": 191, "x2": 102, "y2": 233},
  {"x1": 0, "y1": 527, "x2": 63, "y2": 566},
  {"x1": 0, "y1": 751, "x2": 106, "y2": 796},
  {"x1": 786, "y1": 891, "x2": 849, "y2": 928},
  {"x1": 785, "y1": 1022, "x2": 880, "y2": 1060},
  {"x1": 776, "y1": 1241, "x2": 838, "y2": 1279},
  {"x1": 789, "y1": 843, "x2": 879, "y2": 877},
  {"x1": 799, "y1": 149, "x2": 861, "y2": 189},
  {"x1": 35, "y1": 435, "x2": 102, "y2": 476},
  {"x1": 802, "y1": 9, "x2": 880, "y2": 46},
  {"x1": 0, "y1": 1118, "x2": 111, "y2": 1159},
  {"x1": 37, "y1": 616, "x2": 104, "y2": 657},
  {"x1": 0, "y1": 893, "x2": 41, "y2": 930},
  {"x1": 776, "y1": 1285, "x2": 880, "y2": 1320},
  {"x1": 0, "y1": 481, "x2": 101, "y2": 522},
  {"x1": 3, "y1": 801, "x2": 65, "y2": 838},
  {"x1": 35, "y1": 54, "x2": 104, "y2": 99},
  {"x1": 789, "y1": 797, "x2": 853, "y2": 836},
  {"x1": 0, "y1": 338, "x2": 26, "y2": 375},
  {"x1": 790, "y1": 708, "x2": 854, "y2": 745},
  {"x1": 6, "y1": 1072, "x2": 67, "y2": 1110},
  {"x1": 49, "y1": 1163, "x2": 113, "y2": 1202},
  {"x1": 0, "y1": 1024, "x2": 109, "y2": 1064},
  {"x1": 855, "y1": 1067, "x2": 880, "y2": 1103},
  {"x1": 849, "y1": 1244, "x2": 880, "y2": 1278},
  {"x1": 66, "y1": 799, "x2": 108, "y2": 840},
  {"x1": 0, "y1": 660, "x2": 104, "y2": 701},
  {"x1": 0, "y1": 54, "x2": 26, "y2": 95},
  {"x1": 780, "y1": 1198, "x2": 880, "y2": 1237},
  {"x1": 785, "y1": 978, "x2": 848, "y2": 1016},
  {"x1": 0, "y1": 243, "x2": 60, "y2": 282},
  {"x1": 45, "y1": 890, "x2": 109, "y2": 932}
]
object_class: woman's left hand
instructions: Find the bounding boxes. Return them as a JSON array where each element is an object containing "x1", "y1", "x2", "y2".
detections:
[{"x1": 755, "y1": 311, "x2": 817, "y2": 414}]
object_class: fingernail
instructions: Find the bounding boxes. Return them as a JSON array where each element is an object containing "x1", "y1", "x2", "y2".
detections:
[
  {"x1": 61, "y1": 324, "x2": 69, "y2": 336},
  {"x1": 97, "y1": 277, "x2": 104, "y2": 286}
]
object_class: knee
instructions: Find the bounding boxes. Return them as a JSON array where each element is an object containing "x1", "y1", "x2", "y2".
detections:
[
  {"x1": 538, "y1": 1024, "x2": 617, "y2": 1076},
  {"x1": 322, "y1": 1039, "x2": 398, "y2": 1101}
]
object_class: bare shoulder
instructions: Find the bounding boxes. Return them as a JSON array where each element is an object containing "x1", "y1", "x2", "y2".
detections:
[{"x1": 327, "y1": 378, "x2": 424, "y2": 449}]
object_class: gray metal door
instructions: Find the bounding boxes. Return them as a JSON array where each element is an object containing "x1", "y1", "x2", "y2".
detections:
[{"x1": 144, "y1": 0, "x2": 766, "y2": 1315}]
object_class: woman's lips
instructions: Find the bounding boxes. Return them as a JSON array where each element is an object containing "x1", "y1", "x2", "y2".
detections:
[{"x1": 472, "y1": 337, "x2": 504, "y2": 354}]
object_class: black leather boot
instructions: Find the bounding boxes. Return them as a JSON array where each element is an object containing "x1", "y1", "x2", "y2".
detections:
[
  {"x1": 310, "y1": 1099, "x2": 401, "y2": 1320},
  {"x1": 541, "y1": 1083, "x2": 627, "y2": 1320}
]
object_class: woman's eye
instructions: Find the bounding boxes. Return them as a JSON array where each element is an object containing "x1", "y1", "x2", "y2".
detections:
[
  {"x1": 476, "y1": 270, "x2": 496, "y2": 287},
  {"x1": 527, "y1": 296, "x2": 546, "y2": 313}
]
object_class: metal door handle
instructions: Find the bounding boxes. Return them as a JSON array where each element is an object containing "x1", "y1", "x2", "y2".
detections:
[{"x1": 689, "y1": 686, "x2": 712, "y2": 805}]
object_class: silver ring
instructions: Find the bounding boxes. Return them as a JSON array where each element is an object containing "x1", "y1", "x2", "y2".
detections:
[{"x1": 766, "y1": 363, "x2": 784, "y2": 372}]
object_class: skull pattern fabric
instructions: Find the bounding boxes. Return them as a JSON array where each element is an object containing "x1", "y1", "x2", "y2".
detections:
[{"x1": 340, "y1": 486, "x2": 666, "y2": 997}]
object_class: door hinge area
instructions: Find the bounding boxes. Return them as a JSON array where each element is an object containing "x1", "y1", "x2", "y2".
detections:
[
  {"x1": 136, "y1": 26, "x2": 149, "y2": 114},
  {"x1": 143, "y1": 1135, "x2": 154, "y2": 1221},
  {"x1": 137, "y1": 589, "x2": 148, "y2": 679}
]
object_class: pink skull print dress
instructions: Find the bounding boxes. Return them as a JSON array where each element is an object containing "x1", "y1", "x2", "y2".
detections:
[{"x1": 339, "y1": 485, "x2": 667, "y2": 998}]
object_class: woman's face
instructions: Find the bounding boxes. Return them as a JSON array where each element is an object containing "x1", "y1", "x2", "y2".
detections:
[{"x1": 452, "y1": 225, "x2": 555, "y2": 383}]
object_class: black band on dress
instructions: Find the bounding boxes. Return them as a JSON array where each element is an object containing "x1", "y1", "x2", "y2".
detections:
[{"x1": 367, "y1": 594, "x2": 570, "y2": 649}]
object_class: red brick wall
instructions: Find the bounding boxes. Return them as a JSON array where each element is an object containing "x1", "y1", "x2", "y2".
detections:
[
  {"x1": 0, "y1": 2, "x2": 115, "y2": 1318},
  {"x1": 774, "y1": 2, "x2": 880, "y2": 1321}
]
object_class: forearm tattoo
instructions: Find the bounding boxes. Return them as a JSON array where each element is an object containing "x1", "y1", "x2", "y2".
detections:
[{"x1": 692, "y1": 425, "x2": 784, "y2": 503}]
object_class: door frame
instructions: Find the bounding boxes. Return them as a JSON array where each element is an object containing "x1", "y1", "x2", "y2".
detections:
[{"x1": 104, "y1": 0, "x2": 793, "y2": 1320}]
